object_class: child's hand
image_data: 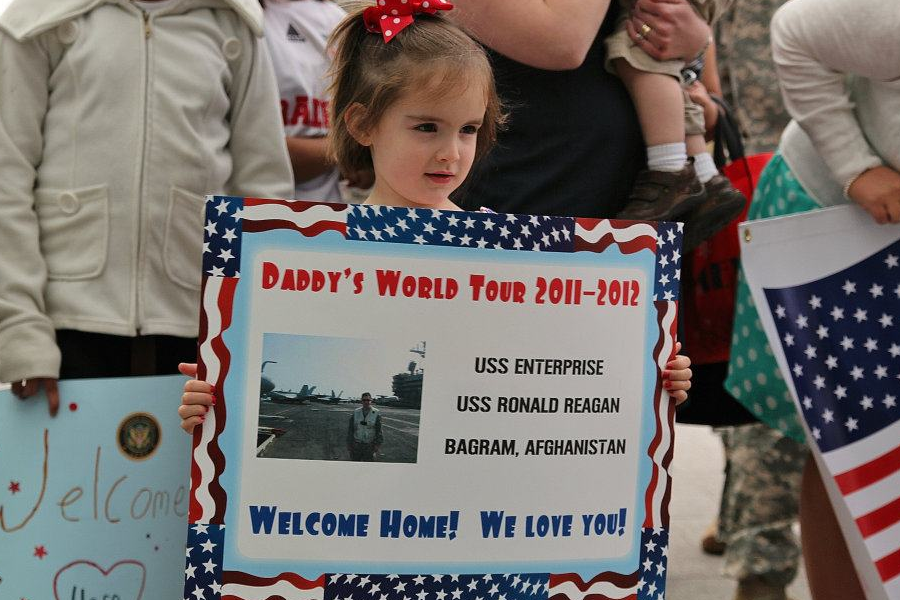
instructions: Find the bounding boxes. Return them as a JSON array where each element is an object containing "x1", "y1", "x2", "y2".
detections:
[
  {"x1": 177, "y1": 363, "x2": 215, "y2": 434},
  {"x1": 11, "y1": 377, "x2": 61, "y2": 417},
  {"x1": 663, "y1": 342, "x2": 692, "y2": 405}
]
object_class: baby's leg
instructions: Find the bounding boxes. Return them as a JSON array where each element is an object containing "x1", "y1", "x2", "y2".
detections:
[
  {"x1": 614, "y1": 59, "x2": 684, "y2": 148},
  {"x1": 614, "y1": 59, "x2": 704, "y2": 221}
]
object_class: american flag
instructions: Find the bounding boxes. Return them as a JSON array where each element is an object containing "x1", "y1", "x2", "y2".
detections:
[
  {"x1": 764, "y1": 239, "x2": 900, "y2": 595},
  {"x1": 189, "y1": 198, "x2": 682, "y2": 600}
]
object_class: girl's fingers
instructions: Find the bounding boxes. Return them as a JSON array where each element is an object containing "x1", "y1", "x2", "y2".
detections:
[
  {"x1": 667, "y1": 353, "x2": 691, "y2": 370},
  {"x1": 178, "y1": 362, "x2": 199, "y2": 377},
  {"x1": 178, "y1": 404, "x2": 209, "y2": 419},
  {"x1": 664, "y1": 367, "x2": 693, "y2": 382},
  {"x1": 670, "y1": 390, "x2": 688, "y2": 405},
  {"x1": 182, "y1": 391, "x2": 215, "y2": 406},
  {"x1": 181, "y1": 416, "x2": 204, "y2": 434},
  {"x1": 184, "y1": 379, "x2": 215, "y2": 394},
  {"x1": 664, "y1": 379, "x2": 692, "y2": 391}
]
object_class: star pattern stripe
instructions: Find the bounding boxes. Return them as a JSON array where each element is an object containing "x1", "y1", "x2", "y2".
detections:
[
  {"x1": 325, "y1": 573, "x2": 549, "y2": 600},
  {"x1": 203, "y1": 196, "x2": 244, "y2": 278},
  {"x1": 763, "y1": 239, "x2": 900, "y2": 585},
  {"x1": 346, "y1": 205, "x2": 574, "y2": 253},
  {"x1": 651, "y1": 223, "x2": 682, "y2": 302},
  {"x1": 184, "y1": 523, "x2": 225, "y2": 599}
]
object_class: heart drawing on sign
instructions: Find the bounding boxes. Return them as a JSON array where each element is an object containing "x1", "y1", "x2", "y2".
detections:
[{"x1": 52, "y1": 559, "x2": 146, "y2": 600}]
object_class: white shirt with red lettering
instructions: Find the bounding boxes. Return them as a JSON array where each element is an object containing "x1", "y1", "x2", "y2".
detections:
[{"x1": 264, "y1": 0, "x2": 345, "y2": 202}]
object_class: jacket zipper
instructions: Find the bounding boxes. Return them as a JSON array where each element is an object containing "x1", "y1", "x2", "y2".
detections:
[{"x1": 135, "y1": 9, "x2": 152, "y2": 333}]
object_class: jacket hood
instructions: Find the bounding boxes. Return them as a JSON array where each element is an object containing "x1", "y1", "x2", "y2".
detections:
[{"x1": 0, "y1": 0, "x2": 264, "y2": 40}]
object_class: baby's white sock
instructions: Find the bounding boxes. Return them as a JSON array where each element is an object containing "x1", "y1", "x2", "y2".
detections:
[
  {"x1": 692, "y1": 152, "x2": 718, "y2": 183},
  {"x1": 647, "y1": 143, "x2": 688, "y2": 173}
]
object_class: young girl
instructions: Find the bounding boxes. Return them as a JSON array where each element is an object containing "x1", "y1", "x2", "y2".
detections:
[{"x1": 178, "y1": 1, "x2": 693, "y2": 432}]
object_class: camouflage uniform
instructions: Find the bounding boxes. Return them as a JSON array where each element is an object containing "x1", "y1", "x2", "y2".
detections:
[
  {"x1": 715, "y1": 0, "x2": 791, "y2": 155},
  {"x1": 717, "y1": 424, "x2": 806, "y2": 586},
  {"x1": 712, "y1": 0, "x2": 807, "y2": 591}
]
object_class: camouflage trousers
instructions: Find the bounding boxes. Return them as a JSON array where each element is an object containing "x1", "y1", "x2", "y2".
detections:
[
  {"x1": 715, "y1": 0, "x2": 791, "y2": 155},
  {"x1": 717, "y1": 423, "x2": 807, "y2": 586}
]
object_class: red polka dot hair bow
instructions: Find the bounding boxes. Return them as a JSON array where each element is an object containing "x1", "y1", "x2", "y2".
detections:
[{"x1": 363, "y1": 0, "x2": 454, "y2": 43}]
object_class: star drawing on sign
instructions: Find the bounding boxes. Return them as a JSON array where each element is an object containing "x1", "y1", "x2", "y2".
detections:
[
  {"x1": 34, "y1": 545, "x2": 48, "y2": 559},
  {"x1": 8, "y1": 481, "x2": 20, "y2": 494},
  {"x1": 214, "y1": 199, "x2": 229, "y2": 215},
  {"x1": 222, "y1": 228, "x2": 238, "y2": 243}
]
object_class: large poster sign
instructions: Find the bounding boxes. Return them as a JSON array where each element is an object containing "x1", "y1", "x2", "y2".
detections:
[
  {"x1": 0, "y1": 376, "x2": 190, "y2": 600},
  {"x1": 739, "y1": 204, "x2": 900, "y2": 600},
  {"x1": 187, "y1": 198, "x2": 683, "y2": 600}
]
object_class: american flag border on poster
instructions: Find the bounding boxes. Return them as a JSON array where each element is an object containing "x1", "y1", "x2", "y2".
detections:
[{"x1": 185, "y1": 197, "x2": 681, "y2": 600}]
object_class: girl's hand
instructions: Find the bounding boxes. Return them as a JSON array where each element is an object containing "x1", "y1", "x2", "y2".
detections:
[
  {"x1": 627, "y1": 0, "x2": 711, "y2": 62},
  {"x1": 11, "y1": 377, "x2": 60, "y2": 416},
  {"x1": 177, "y1": 363, "x2": 215, "y2": 434},
  {"x1": 847, "y1": 166, "x2": 900, "y2": 224},
  {"x1": 663, "y1": 342, "x2": 692, "y2": 405}
]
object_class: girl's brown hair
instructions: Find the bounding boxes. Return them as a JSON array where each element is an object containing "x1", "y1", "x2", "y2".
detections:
[{"x1": 327, "y1": 4, "x2": 504, "y2": 174}]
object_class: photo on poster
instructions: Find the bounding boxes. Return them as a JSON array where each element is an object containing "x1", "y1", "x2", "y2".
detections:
[{"x1": 256, "y1": 333, "x2": 424, "y2": 464}]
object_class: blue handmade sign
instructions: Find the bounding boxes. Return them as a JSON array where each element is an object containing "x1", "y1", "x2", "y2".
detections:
[{"x1": 0, "y1": 376, "x2": 190, "y2": 600}]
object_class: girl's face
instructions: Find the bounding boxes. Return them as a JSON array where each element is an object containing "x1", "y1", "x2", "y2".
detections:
[{"x1": 360, "y1": 77, "x2": 487, "y2": 210}]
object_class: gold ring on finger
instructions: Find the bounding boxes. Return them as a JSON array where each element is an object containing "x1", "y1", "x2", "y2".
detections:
[{"x1": 640, "y1": 23, "x2": 652, "y2": 37}]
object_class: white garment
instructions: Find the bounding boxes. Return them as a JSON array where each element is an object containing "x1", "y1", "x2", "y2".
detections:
[
  {"x1": 0, "y1": 0, "x2": 293, "y2": 382},
  {"x1": 771, "y1": 0, "x2": 900, "y2": 206},
  {"x1": 264, "y1": 0, "x2": 345, "y2": 202}
]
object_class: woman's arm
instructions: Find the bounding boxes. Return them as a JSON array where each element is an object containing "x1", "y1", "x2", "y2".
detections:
[
  {"x1": 771, "y1": 0, "x2": 900, "y2": 201},
  {"x1": 449, "y1": 0, "x2": 612, "y2": 70}
]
